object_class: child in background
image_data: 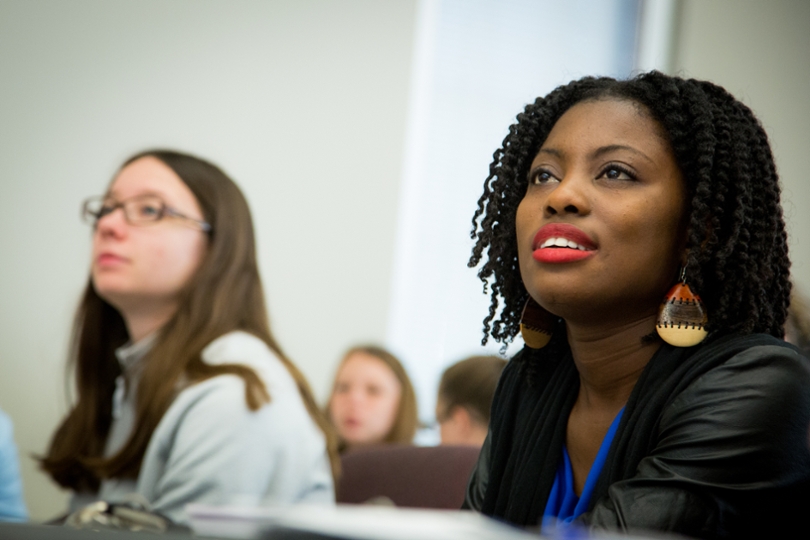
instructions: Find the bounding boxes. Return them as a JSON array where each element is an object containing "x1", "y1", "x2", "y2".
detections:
[{"x1": 327, "y1": 346, "x2": 418, "y2": 452}]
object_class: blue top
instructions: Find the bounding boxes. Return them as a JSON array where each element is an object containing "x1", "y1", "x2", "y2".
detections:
[
  {"x1": 542, "y1": 407, "x2": 624, "y2": 531},
  {"x1": 0, "y1": 409, "x2": 27, "y2": 522}
]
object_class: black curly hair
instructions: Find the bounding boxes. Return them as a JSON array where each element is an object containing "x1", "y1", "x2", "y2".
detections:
[{"x1": 469, "y1": 71, "x2": 790, "y2": 345}]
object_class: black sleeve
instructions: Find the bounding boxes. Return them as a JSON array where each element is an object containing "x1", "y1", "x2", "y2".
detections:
[
  {"x1": 462, "y1": 429, "x2": 491, "y2": 511},
  {"x1": 583, "y1": 345, "x2": 810, "y2": 539}
]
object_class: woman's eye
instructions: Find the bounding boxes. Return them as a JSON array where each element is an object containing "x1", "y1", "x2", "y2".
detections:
[
  {"x1": 137, "y1": 203, "x2": 161, "y2": 217},
  {"x1": 531, "y1": 169, "x2": 558, "y2": 184},
  {"x1": 599, "y1": 165, "x2": 635, "y2": 181}
]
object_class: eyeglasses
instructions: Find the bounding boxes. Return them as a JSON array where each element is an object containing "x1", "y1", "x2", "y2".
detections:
[{"x1": 81, "y1": 195, "x2": 212, "y2": 232}]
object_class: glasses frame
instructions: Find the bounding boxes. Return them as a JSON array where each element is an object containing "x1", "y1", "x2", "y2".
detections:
[{"x1": 81, "y1": 195, "x2": 212, "y2": 232}]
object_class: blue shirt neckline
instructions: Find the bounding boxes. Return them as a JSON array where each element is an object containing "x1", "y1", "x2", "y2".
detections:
[{"x1": 542, "y1": 406, "x2": 625, "y2": 530}]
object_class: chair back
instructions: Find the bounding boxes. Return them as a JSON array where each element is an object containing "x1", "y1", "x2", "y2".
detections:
[{"x1": 336, "y1": 444, "x2": 481, "y2": 509}]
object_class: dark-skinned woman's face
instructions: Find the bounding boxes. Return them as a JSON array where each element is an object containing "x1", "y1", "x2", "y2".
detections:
[{"x1": 515, "y1": 98, "x2": 687, "y2": 326}]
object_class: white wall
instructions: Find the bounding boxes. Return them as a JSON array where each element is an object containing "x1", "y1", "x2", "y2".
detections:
[
  {"x1": 388, "y1": 0, "x2": 640, "y2": 431},
  {"x1": 671, "y1": 0, "x2": 810, "y2": 293},
  {"x1": 0, "y1": 0, "x2": 416, "y2": 520},
  {"x1": 2, "y1": 0, "x2": 808, "y2": 523}
]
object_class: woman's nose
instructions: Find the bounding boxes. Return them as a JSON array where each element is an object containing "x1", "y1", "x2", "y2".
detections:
[
  {"x1": 344, "y1": 388, "x2": 364, "y2": 404},
  {"x1": 544, "y1": 174, "x2": 591, "y2": 217},
  {"x1": 96, "y1": 207, "x2": 128, "y2": 237}
]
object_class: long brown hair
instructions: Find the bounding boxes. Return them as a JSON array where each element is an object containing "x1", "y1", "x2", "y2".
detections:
[
  {"x1": 41, "y1": 150, "x2": 339, "y2": 491},
  {"x1": 327, "y1": 345, "x2": 418, "y2": 449}
]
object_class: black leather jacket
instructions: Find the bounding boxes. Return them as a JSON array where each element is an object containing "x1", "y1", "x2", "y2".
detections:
[{"x1": 465, "y1": 334, "x2": 810, "y2": 538}]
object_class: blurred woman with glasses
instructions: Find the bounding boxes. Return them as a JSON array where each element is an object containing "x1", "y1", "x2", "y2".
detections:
[{"x1": 40, "y1": 150, "x2": 338, "y2": 524}]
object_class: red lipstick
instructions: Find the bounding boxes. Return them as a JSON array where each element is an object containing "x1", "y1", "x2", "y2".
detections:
[{"x1": 532, "y1": 223, "x2": 596, "y2": 264}]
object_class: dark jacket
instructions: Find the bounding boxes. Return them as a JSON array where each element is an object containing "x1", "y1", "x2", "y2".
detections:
[{"x1": 464, "y1": 333, "x2": 810, "y2": 539}]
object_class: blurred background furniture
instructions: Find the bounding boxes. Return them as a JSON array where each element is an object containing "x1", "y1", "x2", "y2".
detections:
[{"x1": 336, "y1": 445, "x2": 480, "y2": 509}]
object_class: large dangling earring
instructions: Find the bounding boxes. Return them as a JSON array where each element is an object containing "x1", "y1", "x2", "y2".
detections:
[
  {"x1": 520, "y1": 297, "x2": 556, "y2": 349},
  {"x1": 656, "y1": 267, "x2": 708, "y2": 347}
]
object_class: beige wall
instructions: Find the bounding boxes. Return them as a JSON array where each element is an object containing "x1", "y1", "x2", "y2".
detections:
[
  {"x1": 672, "y1": 0, "x2": 810, "y2": 293},
  {"x1": 0, "y1": 0, "x2": 416, "y2": 520}
]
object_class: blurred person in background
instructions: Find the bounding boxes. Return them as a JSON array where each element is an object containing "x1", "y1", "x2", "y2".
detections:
[
  {"x1": 40, "y1": 150, "x2": 337, "y2": 524},
  {"x1": 0, "y1": 408, "x2": 26, "y2": 522},
  {"x1": 327, "y1": 345, "x2": 418, "y2": 452},
  {"x1": 464, "y1": 72, "x2": 810, "y2": 537},
  {"x1": 435, "y1": 355, "x2": 506, "y2": 447}
]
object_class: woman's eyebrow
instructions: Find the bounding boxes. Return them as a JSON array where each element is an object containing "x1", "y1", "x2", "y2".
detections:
[
  {"x1": 106, "y1": 189, "x2": 166, "y2": 199},
  {"x1": 591, "y1": 144, "x2": 654, "y2": 164},
  {"x1": 536, "y1": 147, "x2": 562, "y2": 158}
]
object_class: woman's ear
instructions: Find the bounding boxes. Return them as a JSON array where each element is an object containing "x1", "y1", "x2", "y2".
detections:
[
  {"x1": 450, "y1": 406, "x2": 473, "y2": 432},
  {"x1": 438, "y1": 405, "x2": 471, "y2": 445}
]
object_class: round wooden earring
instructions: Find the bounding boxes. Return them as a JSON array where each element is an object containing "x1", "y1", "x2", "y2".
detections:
[
  {"x1": 520, "y1": 297, "x2": 555, "y2": 349},
  {"x1": 656, "y1": 280, "x2": 708, "y2": 347}
]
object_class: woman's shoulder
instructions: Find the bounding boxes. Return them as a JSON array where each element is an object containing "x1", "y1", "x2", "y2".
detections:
[
  {"x1": 0, "y1": 409, "x2": 17, "y2": 454},
  {"x1": 198, "y1": 331, "x2": 297, "y2": 389},
  {"x1": 201, "y1": 330, "x2": 279, "y2": 367},
  {"x1": 149, "y1": 331, "x2": 294, "y2": 419},
  {"x1": 0, "y1": 409, "x2": 11, "y2": 434},
  {"x1": 690, "y1": 334, "x2": 810, "y2": 396},
  {"x1": 665, "y1": 334, "x2": 810, "y2": 450},
  {"x1": 155, "y1": 333, "x2": 313, "y2": 436}
]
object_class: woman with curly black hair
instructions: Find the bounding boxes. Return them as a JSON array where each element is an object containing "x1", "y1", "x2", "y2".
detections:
[{"x1": 463, "y1": 72, "x2": 810, "y2": 538}]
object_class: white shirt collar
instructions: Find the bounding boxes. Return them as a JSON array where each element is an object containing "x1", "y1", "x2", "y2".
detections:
[{"x1": 114, "y1": 332, "x2": 158, "y2": 373}]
